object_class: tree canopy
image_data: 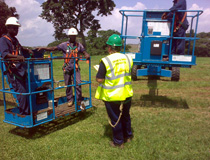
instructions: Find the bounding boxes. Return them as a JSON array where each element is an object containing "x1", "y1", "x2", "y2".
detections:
[
  {"x1": 40, "y1": 0, "x2": 115, "y2": 47},
  {"x1": 86, "y1": 29, "x2": 124, "y2": 55},
  {"x1": 186, "y1": 31, "x2": 210, "y2": 57},
  {"x1": 45, "y1": 29, "x2": 131, "y2": 56},
  {"x1": 0, "y1": 1, "x2": 19, "y2": 37},
  {"x1": 45, "y1": 29, "x2": 209, "y2": 57}
]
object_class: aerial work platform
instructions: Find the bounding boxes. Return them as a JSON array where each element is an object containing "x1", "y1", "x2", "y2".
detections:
[
  {"x1": 119, "y1": 9, "x2": 203, "y2": 81},
  {"x1": 0, "y1": 51, "x2": 92, "y2": 128}
]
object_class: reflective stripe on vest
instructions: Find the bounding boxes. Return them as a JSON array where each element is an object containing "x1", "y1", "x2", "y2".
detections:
[
  {"x1": 98, "y1": 81, "x2": 132, "y2": 90},
  {"x1": 104, "y1": 54, "x2": 132, "y2": 80},
  {"x1": 95, "y1": 53, "x2": 133, "y2": 101}
]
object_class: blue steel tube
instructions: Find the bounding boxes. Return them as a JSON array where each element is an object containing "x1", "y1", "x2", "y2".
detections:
[
  {"x1": 187, "y1": 16, "x2": 194, "y2": 55},
  {"x1": 27, "y1": 59, "x2": 33, "y2": 125},
  {"x1": 141, "y1": 10, "x2": 145, "y2": 37},
  {"x1": 124, "y1": 16, "x2": 128, "y2": 53},
  {"x1": 89, "y1": 58, "x2": 92, "y2": 108},
  {"x1": 169, "y1": 12, "x2": 176, "y2": 57},
  {"x1": 50, "y1": 52, "x2": 55, "y2": 119},
  {"x1": 73, "y1": 57, "x2": 77, "y2": 110},
  {"x1": 121, "y1": 11, "x2": 125, "y2": 37},
  {"x1": 192, "y1": 11, "x2": 200, "y2": 56},
  {"x1": 0, "y1": 60, "x2": 6, "y2": 111}
]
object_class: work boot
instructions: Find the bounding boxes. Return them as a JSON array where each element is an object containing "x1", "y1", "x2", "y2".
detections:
[
  {"x1": 125, "y1": 135, "x2": 134, "y2": 143},
  {"x1": 77, "y1": 101, "x2": 86, "y2": 111},
  {"x1": 109, "y1": 141, "x2": 124, "y2": 149},
  {"x1": 68, "y1": 101, "x2": 73, "y2": 107},
  {"x1": 125, "y1": 137, "x2": 133, "y2": 143},
  {"x1": 162, "y1": 56, "x2": 169, "y2": 61}
]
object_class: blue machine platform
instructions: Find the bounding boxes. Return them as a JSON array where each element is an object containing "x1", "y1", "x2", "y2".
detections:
[
  {"x1": 119, "y1": 9, "x2": 203, "y2": 81},
  {"x1": 0, "y1": 51, "x2": 92, "y2": 128}
]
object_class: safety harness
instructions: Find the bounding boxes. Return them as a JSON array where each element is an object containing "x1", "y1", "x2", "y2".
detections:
[
  {"x1": 174, "y1": 12, "x2": 187, "y2": 32},
  {"x1": 173, "y1": 0, "x2": 187, "y2": 32},
  {"x1": 3, "y1": 35, "x2": 23, "y2": 80},
  {"x1": 63, "y1": 43, "x2": 79, "y2": 73},
  {"x1": 3, "y1": 35, "x2": 20, "y2": 56}
]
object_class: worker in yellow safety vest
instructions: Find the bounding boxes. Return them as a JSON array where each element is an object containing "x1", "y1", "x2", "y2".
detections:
[{"x1": 95, "y1": 34, "x2": 133, "y2": 148}]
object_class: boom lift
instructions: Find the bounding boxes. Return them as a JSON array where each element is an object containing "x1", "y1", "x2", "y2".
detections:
[
  {"x1": 119, "y1": 9, "x2": 203, "y2": 81},
  {"x1": 0, "y1": 51, "x2": 92, "y2": 128}
]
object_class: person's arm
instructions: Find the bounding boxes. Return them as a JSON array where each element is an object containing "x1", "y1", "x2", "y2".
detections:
[
  {"x1": 36, "y1": 46, "x2": 58, "y2": 52},
  {"x1": 21, "y1": 46, "x2": 34, "y2": 57},
  {"x1": 96, "y1": 61, "x2": 106, "y2": 84},
  {"x1": 83, "y1": 50, "x2": 90, "y2": 60},
  {"x1": 4, "y1": 53, "x2": 25, "y2": 61},
  {"x1": 21, "y1": 47, "x2": 33, "y2": 54},
  {"x1": 96, "y1": 78, "x2": 104, "y2": 83},
  {"x1": 0, "y1": 39, "x2": 25, "y2": 61}
]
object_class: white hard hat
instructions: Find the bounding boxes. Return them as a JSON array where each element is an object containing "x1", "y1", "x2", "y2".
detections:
[
  {"x1": 5, "y1": 17, "x2": 21, "y2": 26},
  {"x1": 67, "y1": 28, "x2": 78, "y2": 35}
]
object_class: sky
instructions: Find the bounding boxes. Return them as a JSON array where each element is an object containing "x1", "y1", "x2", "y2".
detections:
[{"x1": 4, "y1": 0, "x2": 210, "y2": 47}]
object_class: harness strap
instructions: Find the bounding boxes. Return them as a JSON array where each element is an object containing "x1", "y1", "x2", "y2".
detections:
[
  {"x1": 3, "y1": 35, "x2": 24, "y2": 80},
  {"x1": 4, "y1": 63, "x2": 24, "y2": 80},
  {"x1": 64, "y1": 43, "x2": 79, "y2": 70},
  {"x1": 174, "y1": 12, "x2": 187, "y2": 32},
  {"x1": 3, "y1": 35, "x2": 19, "y2": 55}
]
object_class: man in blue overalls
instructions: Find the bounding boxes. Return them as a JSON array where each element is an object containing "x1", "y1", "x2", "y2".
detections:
[
  {"x1": 162, "y1": 0, "x2": 189, "y2": 55},
  {"x1": 36, "y1": 28, "x2": 90, "y2": 108},
  {"x1": 0, "y1": 17, "x2": 33, "y2": 115}
]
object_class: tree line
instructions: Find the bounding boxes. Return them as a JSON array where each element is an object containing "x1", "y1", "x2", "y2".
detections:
[
  {"x1": 0, "y1": 0, "x2": 19, "y2": 37},
  {"x1": 186, "y1": 32, "x2": 210, "y2": 57}
]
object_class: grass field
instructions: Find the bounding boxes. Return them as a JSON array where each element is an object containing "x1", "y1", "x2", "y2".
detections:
[{"x1": 0, "y1": 56, "x2": 210, "y2": 160}]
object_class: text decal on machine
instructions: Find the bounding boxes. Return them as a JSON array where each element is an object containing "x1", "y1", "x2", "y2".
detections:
[
  {"x1": 172, "y1": 55, "x2": 192, "y2": 62},
  {"x1": 37, "y1": 112, "x2": 48, "y2": 121}
]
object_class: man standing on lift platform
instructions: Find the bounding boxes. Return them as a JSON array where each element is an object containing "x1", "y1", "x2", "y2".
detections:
[
  {"x1": 0, "y1": 17, "x2": 33, "y2": 115},
  {"x1": 36, "y1": 28, "x2": 90, "y2": 109},
  {"x1": 162, "y1": 0, "x2": 189, "y2": 56}
]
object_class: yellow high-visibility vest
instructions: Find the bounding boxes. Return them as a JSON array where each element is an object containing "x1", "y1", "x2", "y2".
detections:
[{"x1": 95, "y1": 53, "x2": 133, "y2": 101}]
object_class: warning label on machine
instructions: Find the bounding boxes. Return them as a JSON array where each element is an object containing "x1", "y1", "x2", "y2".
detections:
[
  {"x1": 147, "y1": 22, "x2": 170, "y2": 36},
  {"x1": 34, "y1": 64, "x2": 50, "y2": 80},
  {"x1": 172, "y1": 55, "x2": 192, "y2": 62},
  {"x1": 37, "y1": 112, "x2": 48, "y2": 121}
]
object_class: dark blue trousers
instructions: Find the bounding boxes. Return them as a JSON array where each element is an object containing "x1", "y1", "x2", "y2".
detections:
[
  {"x1": 8, "y1": 74, "x2": 29, "y2": 115},
  {"x1": 104, "y1": 97, "x2": 133, "y2": 145},
  {"x1": 171, "y1": 27, "x2": 186, "y2": 55},
  {"x1": 64, "y1": 69, "x2": 82, "y2": 102}
]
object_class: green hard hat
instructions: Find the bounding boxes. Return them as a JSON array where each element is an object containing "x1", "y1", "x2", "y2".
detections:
[{"x1": 106, "y1": 34, "x2": 122, "y2": 47}]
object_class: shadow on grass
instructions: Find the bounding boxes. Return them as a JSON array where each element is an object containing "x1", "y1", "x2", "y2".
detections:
[
  {"x1": 134, "y1": 95, "x2": 189, "y2": 109},
  {"x1": 103, "y1": 124, "x2": 112, "y2": 140},
  {"x1": 9, "y1": 106, "x2": 97, "y2": 139},
  {"x1": 133, "y1": 77, "x2": 189, "y2": 109},
  {"x1": 0, "y1": 99, "x2": 16, "y2": 107}
]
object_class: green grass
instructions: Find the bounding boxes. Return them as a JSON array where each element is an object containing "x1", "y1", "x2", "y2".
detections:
[{"x1": 0, "y1": 57, "x2": 210, "y2": 160}]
